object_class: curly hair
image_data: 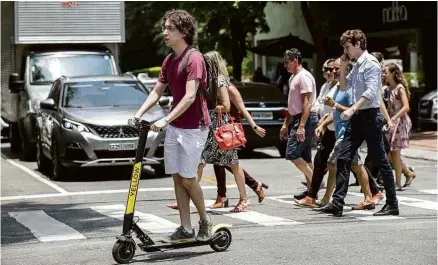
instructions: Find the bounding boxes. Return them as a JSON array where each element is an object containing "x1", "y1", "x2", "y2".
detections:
[
  {"x1": 385, "y1": 63, "x2": 411, "y2": 100},
  {"x1": 340, "y1": 29, "x2": 367, "y2": 50},
  {"x1": 162, "y1": 9, "x2": 197, "y2": 45}
]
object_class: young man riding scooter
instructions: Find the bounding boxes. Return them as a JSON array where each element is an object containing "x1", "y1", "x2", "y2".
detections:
[{"x1": 132, "y1": 9, "x2": 213, "y2": 242}]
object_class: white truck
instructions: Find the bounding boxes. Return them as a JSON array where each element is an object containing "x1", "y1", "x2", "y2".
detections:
[{"x1": 1, "y1": 1, "x2": 125, "y2": 160}]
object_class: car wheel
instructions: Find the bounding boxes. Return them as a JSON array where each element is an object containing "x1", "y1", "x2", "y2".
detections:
[
  {"x1": 50, "y1": 139, "x2": 66, "y2": 181},
  {"x1": 21, "y1": 136, "x2": 36, "y2": 161},
  {"x1": 36, "y1": 133, "x2": 51, "y2": 174},
  {"x1": 9, "y1": 122, "x2": 22, "y2": 154},
  {"x1": 152, "y1": 165, "x2": 167, "y2": 177}
]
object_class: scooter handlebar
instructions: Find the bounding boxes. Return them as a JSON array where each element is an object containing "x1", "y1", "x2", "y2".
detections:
[{"x1": 127, "y1": 118, "x2": 150, "y2": 130}]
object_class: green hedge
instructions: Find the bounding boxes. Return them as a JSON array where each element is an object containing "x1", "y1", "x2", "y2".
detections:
[{"x1": 132, "y1": 66, "x2": 162, "y2": 77}]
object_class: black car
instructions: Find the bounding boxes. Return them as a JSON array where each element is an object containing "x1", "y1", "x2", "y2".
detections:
[{"x1": 232, "y1": 81, "x2": 288, "y2": 157}]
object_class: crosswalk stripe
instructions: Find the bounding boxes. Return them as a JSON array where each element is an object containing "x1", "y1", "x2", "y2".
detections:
[
  {"x1": 90, "y1": 204, "x2": 179, "y2": 234},
  {"x1": 419, "y1": 190, "x2": 438, "y2": 195},
  {"x1": 190, "y1": 199, "x2": 302, "y2": 226},
  {"x1": 8, "y1": 210, "x2": 86, "y2": 242},
  {"x1": 349, "y1": 192, "x2": 438, "y2": 211},
  {"x1": 343, "y1": 210, "x2": 405, "y2": 221}
]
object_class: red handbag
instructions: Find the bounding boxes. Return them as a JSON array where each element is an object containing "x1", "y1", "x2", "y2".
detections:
[{"x1": 214, "y1": 108, "x2": 247, "y2": 151}]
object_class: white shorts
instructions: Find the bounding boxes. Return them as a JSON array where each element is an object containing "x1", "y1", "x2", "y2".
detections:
[{"x1": 164, "y1": 125, "x2": 209, "y2": 178}]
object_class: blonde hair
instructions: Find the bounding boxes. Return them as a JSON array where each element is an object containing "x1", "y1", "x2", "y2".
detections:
[{"x1": 204, "y1": 51, "x2": 229, "y2": 80}]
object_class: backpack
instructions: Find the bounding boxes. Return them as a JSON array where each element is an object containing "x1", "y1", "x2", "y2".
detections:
[{"x1": 165, "y1": 46, "x2": 217, "y2": 127}]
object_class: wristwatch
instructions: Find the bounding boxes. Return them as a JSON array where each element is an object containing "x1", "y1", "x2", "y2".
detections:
[
  {"x1": 332, "y1": 103, "x2": 338, "y2": 110},
  {"x1": 253, "y1": 125, "x2": 258, "y2": 130}
]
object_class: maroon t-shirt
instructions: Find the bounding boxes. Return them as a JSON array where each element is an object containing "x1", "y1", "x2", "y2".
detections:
[{"x1": 158, "y1": 49, "x2": 211, "y2": 129}]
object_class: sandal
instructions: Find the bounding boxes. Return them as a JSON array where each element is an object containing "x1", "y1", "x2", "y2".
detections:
[
  {"x1": 254, "y1": 182, "x2": 269, "y2": 203},
  {"x1": 167, "y1": 202, "x2": 178, "y2": 210},
  {"x1": 212, "y1": 196, "x2": 229, "y2": 208},
  {"x1": 230, "y1": 199, "x2": 249, "y2": 212},
  {"x1": 403, "y1": 173, "x2": 416, "y2": 187}
]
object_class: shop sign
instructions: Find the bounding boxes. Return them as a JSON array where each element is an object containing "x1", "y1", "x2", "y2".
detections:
[{"x1": 382, "y1": 1, "x2": 408, "y2": 24}]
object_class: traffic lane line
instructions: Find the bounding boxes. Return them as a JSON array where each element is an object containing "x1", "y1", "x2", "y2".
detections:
[
  {"x1": 1, "y1": 157, "x2": 59, "y2": 196},
  {"x1": 0, "y1": 185, "x2": 238, "y2": 202},
  {"x1": 1, "y1": 155, "x2": 68, "y2": 194}
]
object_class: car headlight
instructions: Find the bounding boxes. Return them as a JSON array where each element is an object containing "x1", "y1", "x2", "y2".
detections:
[
  {"x1": 28, "y1": 99, "x2": 40, "y2": 113},
  {"x1": 62, "y1": 118, "x2": 90, "y2": 132}
]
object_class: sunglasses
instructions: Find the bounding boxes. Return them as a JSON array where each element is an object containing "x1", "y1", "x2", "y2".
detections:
[{"x1": 323, "y1": 67, "x2": 335, "y2": 72}]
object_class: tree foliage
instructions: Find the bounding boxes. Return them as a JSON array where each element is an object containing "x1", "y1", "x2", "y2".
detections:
[{"x1": 122, "y1": 1, "x2": 270, "y2": 80}]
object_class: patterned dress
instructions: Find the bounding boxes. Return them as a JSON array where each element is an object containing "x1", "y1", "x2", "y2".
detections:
[
  {"x1": 386, "y1": 85, "x2": 412, "y2": 151},
  {"x1": 201, "y1": 76, "x2": 239, "y2": 166}
]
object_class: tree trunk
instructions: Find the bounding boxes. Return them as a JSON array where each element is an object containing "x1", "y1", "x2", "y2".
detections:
[
  {"x1": 230, "y1": 19, "x2": 245, "y2": 81},
  {"x1": 301, "y1": 2, "x2": 327, "y2": 91}
]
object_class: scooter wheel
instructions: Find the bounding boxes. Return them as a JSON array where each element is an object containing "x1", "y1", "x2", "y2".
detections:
[
  {"x1": 112, "y1": 239, "x2": 136, "y2": 264},
  {"x1": 210, "y1": 227, "x2": 232, "y2": 252}
]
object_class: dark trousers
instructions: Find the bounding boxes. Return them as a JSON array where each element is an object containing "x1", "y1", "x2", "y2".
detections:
[
  {"x1": 332, "y1": 108, "x2": 397, "y2": 207},
  {"x1": 309, "y1": 130, "x2": 381, "y2": 199},
  {"x1": 214, "y1": 165, "x2": 259, "y2": 198},
  {"x1": 309, "y1": 130, "x2": 336, "y2": 198},
  {"x1": 364, "y1": 132, "x2": 391, "y2": 186}
]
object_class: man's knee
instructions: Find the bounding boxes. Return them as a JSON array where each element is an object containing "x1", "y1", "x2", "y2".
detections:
[
  {"x1": 351, "y1": 165, "x2": 361, "y2": 173},
  {"x1": 181, "y1": 177, "x2": 197, "y2": 189},
  {"x1": 327, "y1": 162, "x2": 336, "y2": 171},
  {"x1": 173, "y1": 173, "x2": 182, "y2": 184}
]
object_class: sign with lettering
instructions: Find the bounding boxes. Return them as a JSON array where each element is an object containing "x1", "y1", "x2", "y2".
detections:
[{"x1": 382, "y1": 1, "x2": 408, "y2": 24}]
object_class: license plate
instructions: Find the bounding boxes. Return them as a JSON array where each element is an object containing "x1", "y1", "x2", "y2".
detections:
[
  {"x1": 251, "y1": 112, "x2": 273, "y2": 120},
  {"x1": 109, "y1": 143, "x2": 135, "y2": 150},
  {"x1": 420, "y1": 109, "x2": 429, "y2": 114}
]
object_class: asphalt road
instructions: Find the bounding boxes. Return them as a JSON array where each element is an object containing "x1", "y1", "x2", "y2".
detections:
[{"x1": 1, "y1": 141, "x2": 437, "y2": 265}]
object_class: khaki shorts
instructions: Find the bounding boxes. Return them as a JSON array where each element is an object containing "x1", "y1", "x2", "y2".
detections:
[{"x1": 327, "y1": 138, "x2": 363, "y2": 166}]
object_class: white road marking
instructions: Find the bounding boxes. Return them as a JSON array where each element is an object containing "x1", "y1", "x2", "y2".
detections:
[
  {"x1": 349, "y1": 192, "x2": 438, "y2": 211},
  {"x1": 190, "y1": 199, "x2": 302, "y2": 226},
  {"x1": 419, "y1": 190, "x2": 438, "y2": 195},
  {"x1": 343, "y1": 210, "x2": 405, "y2": 221},
  {"x1": 265, "y1": 195, "x2": 298, "y2": 205},
  {"x1": 0, "y1": 185, "x2": 238, "y2": 201},
  {"x1": 8, "y1": 210, "x2": 86, "y2": 242},
  {"x1": 3, "y1": 157, "x2": 68, "y2": 194},
  {"x1": 91, "y1": 204, "x2": 179, "y2": 234}
]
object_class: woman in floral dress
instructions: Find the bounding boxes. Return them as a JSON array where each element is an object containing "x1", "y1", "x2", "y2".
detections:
[{"x1": 382, "y1": 63, "x2": 413, "y2": 190}]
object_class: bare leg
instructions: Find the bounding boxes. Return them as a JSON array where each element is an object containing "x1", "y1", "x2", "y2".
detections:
[
  {"x1": 292, "y1": 158, "x2": 313, "y2": 191},
  {"x1": 173, "y1": 174, "x2": 192, "y2": 229},
  {"x1": 229, "y1": 163, "x2": 248, "y2": 200},
  {"x1": 391, "y1": 150, "x2": 403, "y2": 188},
  {"x1": 196, "y1": 163, "x2": 206, "y2": 183},
  {"x1": 352, "y1": 165, "x2": 373, "y2": 201},
  {"x1": 181, "y1": 177, "x2": 208, "y2": 221},
  {"x1": 323, "y1": 163, "x2": 337, "y2": 203}
]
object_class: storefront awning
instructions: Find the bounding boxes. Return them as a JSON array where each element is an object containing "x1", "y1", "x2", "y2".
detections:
[{"x1": 249, "y1": 34, "x2": 315, "y2": 58}]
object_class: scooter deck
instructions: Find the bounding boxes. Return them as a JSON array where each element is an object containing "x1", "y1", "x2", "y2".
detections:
[{"x1": 139, "y1": 238, "x2": 211, "y2": 252}]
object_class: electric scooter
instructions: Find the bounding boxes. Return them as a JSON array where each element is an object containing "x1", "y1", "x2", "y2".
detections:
[{"x1": 112, "y1": 119, "x2": 233, "y2": 264}]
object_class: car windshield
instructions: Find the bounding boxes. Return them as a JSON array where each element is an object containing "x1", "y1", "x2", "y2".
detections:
[
  {"x1": 29, "y1": 54, "x2": 114, "y2": 85},
  {"x1": 63, "y1": 81, "x2": 147, "y2": 108}
]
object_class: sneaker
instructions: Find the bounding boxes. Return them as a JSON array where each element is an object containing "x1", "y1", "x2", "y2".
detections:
[
  {"x1": 196, "y1": 219, "x2": 213, "y2": 242},
  {"x1": 165, "y1": 226, "x2": 195, "y2": 242}
]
